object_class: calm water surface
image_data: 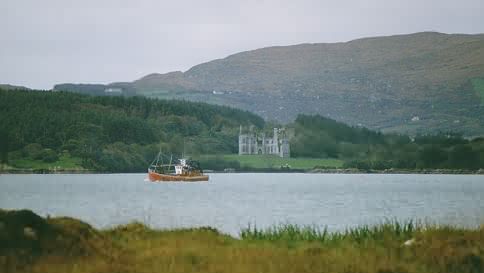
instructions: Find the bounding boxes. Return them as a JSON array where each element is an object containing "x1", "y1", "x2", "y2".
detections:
[{"x1": 0, "y1": 173, "x2": 483, "y2": 235}]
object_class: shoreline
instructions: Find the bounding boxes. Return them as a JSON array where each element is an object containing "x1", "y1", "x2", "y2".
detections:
[{"x1": 1, "y1": 167, "x2": 483, "y2": 175}]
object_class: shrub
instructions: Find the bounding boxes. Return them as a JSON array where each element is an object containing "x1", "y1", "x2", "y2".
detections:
[
  {"x1": 23, "y1": 143, "x2": 43, "y2": 160},
  {"x1": 41, "y1": 149, "x2": 58, "y2": 163}
]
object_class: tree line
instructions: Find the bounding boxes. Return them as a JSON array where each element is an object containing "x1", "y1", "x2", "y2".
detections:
[
  {"x1": 291, "y1": 115, "x2": 484, "y2": 170},
  {"x1": 1, "y1": 88, "x2": 483, "y2": 172},
  {"x1": 0, "y1": 89, "x2": 264, "y2": 172}
]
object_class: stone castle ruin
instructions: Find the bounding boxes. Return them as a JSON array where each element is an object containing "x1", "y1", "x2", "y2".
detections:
[{"x1": 238, "y1": 126, "x2": 290, "y2": 158}]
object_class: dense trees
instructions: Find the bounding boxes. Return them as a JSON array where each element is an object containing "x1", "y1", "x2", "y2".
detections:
[
  {"x1": 0, "y1": 89, "x2": 263, "y2": 171},
  {"x1": 291, "y1": 114, "x2": 484, "y2": 170},
  {"x1": 1, "y1": 88, "x2": 483, "y2": 172},
  {"x1": 0, "y1": 129, "x2": 8, "y2": 164}
]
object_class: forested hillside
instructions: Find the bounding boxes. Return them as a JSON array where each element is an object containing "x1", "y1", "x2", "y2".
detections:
[
  {"x1": 1, "y1": 89, "x2": 482, "y2": 172},
  {"x1": 291, "y1": 115, "x2": 484, "y2": 170},
  {"x1": 0, "y1": 89, "x2": 263, "y2": 172}
]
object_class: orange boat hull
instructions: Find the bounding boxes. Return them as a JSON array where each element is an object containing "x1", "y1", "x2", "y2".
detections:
[{"x1": 148, "y1": 170, "x2": 209, "y2": 182}]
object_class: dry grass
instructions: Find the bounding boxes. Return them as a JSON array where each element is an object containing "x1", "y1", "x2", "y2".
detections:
[{"x1": 1, "y1": 210, "x2": 483, "y2": 273}]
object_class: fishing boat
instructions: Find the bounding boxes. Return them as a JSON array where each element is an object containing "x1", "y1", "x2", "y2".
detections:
[{"x1": 147, "y1": 152, "x2": 209, "y2": 182}]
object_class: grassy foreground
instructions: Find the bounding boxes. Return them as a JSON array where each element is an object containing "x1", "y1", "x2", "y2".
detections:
[{"x1": 1, "y1": 210, "x2": 483, "y2": 273}]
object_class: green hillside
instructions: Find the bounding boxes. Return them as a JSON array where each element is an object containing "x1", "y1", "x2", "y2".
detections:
[
  {"x1": 290, "y1": 115, "x2": 484, "y2": 170},
  {"x1": 1, "y1": 89, "x2": 483, "y2": 172},
  {"x1": 0, "y1": 89, "x2": 263, "y2": 172},
  {"x1": 57, "y1": 32, "x2": 484, "y2": 136},
  {"x1": 135, "y1": 32, "x2": 484, "y2": 136}
]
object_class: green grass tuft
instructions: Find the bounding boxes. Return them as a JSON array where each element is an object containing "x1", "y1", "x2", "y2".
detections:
[{"x1": 240, "y1": 220, "x2": 418, "y2": 245}]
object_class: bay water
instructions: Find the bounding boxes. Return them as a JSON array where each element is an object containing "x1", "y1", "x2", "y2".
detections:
[{"x1": 1, "y1": 173, "x2": 483, "y2": 235}]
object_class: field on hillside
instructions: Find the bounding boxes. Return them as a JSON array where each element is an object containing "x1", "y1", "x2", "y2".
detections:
[{"x1": 196, "y1": 154, "x2": 344, "y2": 170}]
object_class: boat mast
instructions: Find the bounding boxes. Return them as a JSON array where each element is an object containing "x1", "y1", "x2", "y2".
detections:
[
  {"x1": 156, "y1": 147, "x2": 162, "y2": 166},
  {"x1": 168, "y1": 154, "x2": 173, "y2": 172}
]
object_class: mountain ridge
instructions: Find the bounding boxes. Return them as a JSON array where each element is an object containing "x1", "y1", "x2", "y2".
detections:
[
  {"x1": 54, "y1": 32, "x2": 484, "y2": 135},
  {"x1": 0, "y1": 84, "x2": 30, "y2": 90}
]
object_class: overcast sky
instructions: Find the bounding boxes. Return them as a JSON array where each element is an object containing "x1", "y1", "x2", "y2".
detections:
[{"x1": 1, "y1": 0, "x2": 483, "y2": 89}]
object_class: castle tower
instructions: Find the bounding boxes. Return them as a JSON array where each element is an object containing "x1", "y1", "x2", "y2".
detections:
[
  {"x1": 273, "y1": 128, "x2": 279, "y2": 155},
  {"x1": 239, "y1": 125, "x2": 250, "y2": 155},
  {"x1": 238, "y1": 126, "x2": 244, "y2": 155},
  {"x1": 261, "y1": 133, "x2": 266, "y2": 154},
  {"x1": 247, "y1": 126, "x2": 254, "y2": 155},
  {"x1": 280, "y1": 138, "x2": 290, "y2": 158},
  {"x1": 279, "y1": 128, "x2": 290, "y2": 158}
]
